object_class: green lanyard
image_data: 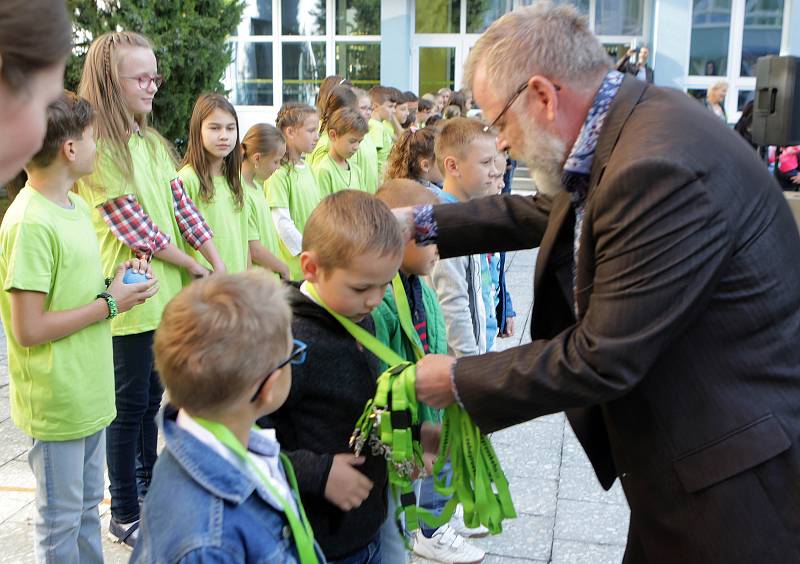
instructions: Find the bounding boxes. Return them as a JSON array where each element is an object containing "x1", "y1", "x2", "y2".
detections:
[
  {"x1": 305, "y1": 282, "x2": 516, "y2": 534},
  {"x1": 193, "y1": 417, "x2": 319, "y2": 564}
]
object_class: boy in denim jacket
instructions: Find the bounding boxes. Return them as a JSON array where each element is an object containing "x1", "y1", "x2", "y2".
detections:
[{"x1": 132, "y1": 271, "x2": 323, "y2": 563}]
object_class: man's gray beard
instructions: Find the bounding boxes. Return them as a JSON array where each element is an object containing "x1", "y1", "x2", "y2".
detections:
[{"x1": 521, "y1": 130, "x2": 568, "y2": 198}]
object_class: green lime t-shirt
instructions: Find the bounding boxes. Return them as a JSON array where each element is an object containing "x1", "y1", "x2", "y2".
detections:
[
  {"x1": 353, "y1": 133, "x2": 380, "y2": 193},
  {"x1": 369, "y1": 119, "x2": 393, "y2": 176},
  {"x1": 314, "y1": 154, "x2": 363, "y2": 196},
  {"x1": 0, "y1": 186, "x2": 115, "y2": 440},
  {"x1": 76, "y1": 131, "x2": 183, "y2": 336},
  {"x1": 266, "y1": 161, "x2": 323, "y2": 280},
  {"x1": 244, "y1": 176, "x2": 283, "y2": 279},
  {"x1": 178, "y1": 166, "x2": 249, "y2": 274}
]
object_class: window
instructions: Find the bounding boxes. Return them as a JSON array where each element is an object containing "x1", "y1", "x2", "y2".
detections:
[
  {"x1": 740, "y1": 0, "x2": 783, "y2": 76},
  {"x1": 689, "y1": 0, "x2": 732, "y2": 76},
  {"x1": 227, "y1": 42, "x2": 273, "y2": 105},
  {"x1": 688, "y1": 0, "x2": 786, "y2": 122},
  {"x1": 416, "y1": 0, "x2": 460, "y2": 33},
  {"x1": 594, "y1": 0, "x2": 643, "y2": 36},
  {"x1": 467, "y1": 0, "x2": 514, "y2": 33},
  {"x1": 419, "y1": 47, "x2": 456, "y2": 94},
  {"x1": 226, "y1": 0, "x2": 381, "y2": 107}
]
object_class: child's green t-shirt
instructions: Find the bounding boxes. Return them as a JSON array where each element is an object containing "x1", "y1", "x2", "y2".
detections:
[
  {"x1": 76, "y1": 131, "x2": 183, "y2": 336},
  {"x1": 244, "y1": 176, "x2": 283, "y2": 279},
  {"x1": 266, "y1": 161, "x2": 323, "y2": 280},
  {"x1": 314, "y1": 154, "x2": 363, "y2": 196},
  {"x1": 312, "y1": 132, "x2": 379, "y2": 194},
  {"x1": 353, "y1": 134, "x2": 380, "y2": 194},
  {"x1": 178, "y1": 166, "x2": 249, "y2": 274},
  {"x1": 369, "y1": 119, "x2": 394, "y2": 176},
  {"x1": 0, "y1": 186, "x2": 115, "y2": 440}
]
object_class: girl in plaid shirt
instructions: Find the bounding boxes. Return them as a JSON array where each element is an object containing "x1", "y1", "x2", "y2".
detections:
[{"x1": 75, "y1": 31, "x2": 224, "y2": 548}]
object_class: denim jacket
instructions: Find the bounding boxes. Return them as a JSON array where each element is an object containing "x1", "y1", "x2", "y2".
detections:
[{"x1": 132, "y1": 404, "x2": 326, "y2": 563}]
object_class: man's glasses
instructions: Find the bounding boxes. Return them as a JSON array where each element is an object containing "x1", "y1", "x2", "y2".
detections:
[
  {"x1": 483, "y1": 78, "x2": 561, "y2": 133},
  {"x1": 122, "y1": 74, "x2": 164, "y2": 90},
  {"x1": 250, "y1": 339, "x2": 308, "y2": 402}
]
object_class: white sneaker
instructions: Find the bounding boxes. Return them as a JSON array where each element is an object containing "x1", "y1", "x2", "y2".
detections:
[
  {"x1": 450, "y1": 504, "x2": 490, "y2": 538},
  {"x1": 411, "y1": 524, "x2": 485, "y2": 563}
]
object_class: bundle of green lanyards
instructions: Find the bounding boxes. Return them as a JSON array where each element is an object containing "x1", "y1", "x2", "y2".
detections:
[{"x1": 307, "y1": 281, "x2": 516, "y2": 534}]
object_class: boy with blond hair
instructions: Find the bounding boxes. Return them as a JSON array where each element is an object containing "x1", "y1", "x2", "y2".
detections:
[
  {"x1": 268, "y1": 189, "x2": 404, "y2": 562},
  {"x1": 0, "y1": 91, "x2": 156, "y2": 563},
  {"x1": 430, "y1": 117, "x2": 499, "y2": 358},
  {"x1": 133, "y1": 271, "x2": 320, "y2": 563}
]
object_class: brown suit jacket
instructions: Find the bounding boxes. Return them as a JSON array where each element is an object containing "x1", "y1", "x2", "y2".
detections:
[{"x1": 432, "y1": 76, "x2": 800, "y2": 563}]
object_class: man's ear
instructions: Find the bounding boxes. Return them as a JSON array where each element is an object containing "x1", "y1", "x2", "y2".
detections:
[
  {"x1": 301, "y1": 251, "x2": 320, "y2": 283},
  {"x1": 526, "y1": 75, "x2": 561, "y2": 122}
]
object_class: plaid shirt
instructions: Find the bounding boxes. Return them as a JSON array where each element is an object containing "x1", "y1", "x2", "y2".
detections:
[{"x1": 99, "y1": 177, "x2": 213, "y2": 260}]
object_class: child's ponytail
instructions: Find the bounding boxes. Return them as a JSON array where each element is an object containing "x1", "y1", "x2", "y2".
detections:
[{"x1": 385, "y1": 128, "x2": 437, "y2": 181}]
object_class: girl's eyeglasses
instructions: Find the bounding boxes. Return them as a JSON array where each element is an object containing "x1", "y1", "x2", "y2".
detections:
[
  {"x1": 122, "y1": 74, "x2": 164, "y2": 90},
  {"x1": 250, "y1": 339, "x2": 308, "y2": 402}
]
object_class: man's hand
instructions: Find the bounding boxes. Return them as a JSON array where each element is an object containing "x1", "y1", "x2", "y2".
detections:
[
  {"x1": 416, "y1": 354, "x2": 458, "y2": 409},
  {"x1": 324, "y1": 454, "x2": 373, "y2": 511},
  {"x1": 420, "y1": 422, "x2": 442, "y2": 474}
]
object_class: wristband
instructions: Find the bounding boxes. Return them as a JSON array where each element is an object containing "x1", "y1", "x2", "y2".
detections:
[{"x1": 97, "y1": 292, "x2": 118, "y2": 320}]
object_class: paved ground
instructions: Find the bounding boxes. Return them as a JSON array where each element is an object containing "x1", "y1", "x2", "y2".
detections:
[{"x1": 0, "y1": 185, "x2": 630, "y2": 563}]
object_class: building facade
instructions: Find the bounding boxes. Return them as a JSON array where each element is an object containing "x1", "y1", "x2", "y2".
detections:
[{"x1": 226, "y1": 0, "x2": 797, "y2": 132}]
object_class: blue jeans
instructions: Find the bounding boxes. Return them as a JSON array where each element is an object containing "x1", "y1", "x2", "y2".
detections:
[
  {"x1": 379, "y1": 488, "x2": 408, "y2": 563},
  {"x1": 418, "y1": 462, "x2": 453, "y2": 538},
  {"x1": 331, "y1": 535, "x2": 382, "y2": 564},
  {"x1": 107, "y1": 331, "x2": 163, "y2": 523},
  {"x1": 28, "y1": 429, "x2": 105, "y2": 564}
]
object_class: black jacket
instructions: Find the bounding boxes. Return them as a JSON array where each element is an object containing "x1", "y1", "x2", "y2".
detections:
[{"x1": 266, "y1": 285, "x2": 387, "y2": 560}]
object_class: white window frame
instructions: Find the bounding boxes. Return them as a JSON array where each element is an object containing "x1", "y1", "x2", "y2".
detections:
[
  {"x1": 226, "y1": 0, "x2": 381, "y2": 122},
  {"x1": 411, "y1": 0, "x2": 650, "y2": 93},
  {"x1": 685, "y1": 0, "x2": 790, "y2": 122}
]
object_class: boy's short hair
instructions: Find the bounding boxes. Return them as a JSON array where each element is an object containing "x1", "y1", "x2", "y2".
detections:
[
  {"x1": 28, "y1": 90, "x2": 94, "y2": 170},
  {"x1": 369, "y1": 85, "x2": 396, "y2": 106},
  {"x1": 328, "y1": 107, "x2": 369, "y2": 136},
  {"x1": 376, "y1": 179, "x2": 440, "y2": 209},
  {"x1": 303, "y1": 190, "x2": 403, "y2": 271},
  {"x1": 154, "y1": 271, "x2": 291, "y2": 413},
  {"x1": 434, "y1": 117, "x2": 494, "y2": 171}
]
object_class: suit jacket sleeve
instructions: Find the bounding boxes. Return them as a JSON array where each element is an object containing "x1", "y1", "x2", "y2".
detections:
[
  {"x1": 433, "y1": 193, "x2": 551, "y2": 259},
  {"x1": 454, "y1": 158, "x2": 732, "y2": 433}
]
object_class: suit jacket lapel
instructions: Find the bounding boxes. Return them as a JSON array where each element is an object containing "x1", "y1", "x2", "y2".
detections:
[{"x1": 534, "y1": 192, "x2": 572, "y2": 295}]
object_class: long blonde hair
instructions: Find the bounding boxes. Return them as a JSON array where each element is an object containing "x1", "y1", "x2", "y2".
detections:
[{"x1": 78, "y1": 31, "x2": 174, "y2": 182}]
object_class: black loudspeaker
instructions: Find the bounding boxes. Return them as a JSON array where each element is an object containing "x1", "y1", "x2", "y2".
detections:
[{"x1": 752, "y1": 56, "x2": 800, "y2": 146}]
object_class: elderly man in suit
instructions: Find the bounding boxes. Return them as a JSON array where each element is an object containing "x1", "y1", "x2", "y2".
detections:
[{"x1": 410, "y1": 3, "x2": 800, "y2": 563}]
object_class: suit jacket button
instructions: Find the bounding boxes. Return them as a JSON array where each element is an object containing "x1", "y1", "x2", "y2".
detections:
[{"x1": 283, "y1": 525, "x2": 291, "y2": 539}]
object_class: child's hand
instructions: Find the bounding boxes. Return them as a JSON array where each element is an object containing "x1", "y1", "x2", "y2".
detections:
[
  {"x1": 276, "y1": 261, "x2": 290, "y2": 280},
  {"x1": 187, "y1": 260, "x2": 211, "y2": 279},
  {"x1": 107, "y1": 263, "x2": 159, "y2": 313},
  {"x1": 324, "y1": 454, "x2": 373, "y2": 511},
  {"x1": 499, "y1": 316, "x2": 515, "y2": 338},
  {"x1": 123, "y1": 257, "x2": 153, "y2": 278}
]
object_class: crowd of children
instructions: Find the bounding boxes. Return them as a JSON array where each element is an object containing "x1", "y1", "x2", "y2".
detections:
[{"x1": 0, "y1": 28, "x2": 518, "y2": 564}]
